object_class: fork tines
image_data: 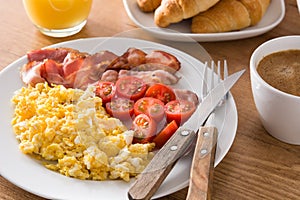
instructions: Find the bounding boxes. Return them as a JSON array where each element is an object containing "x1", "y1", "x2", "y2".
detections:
[{"x1": 202, "y1": 60, "x2": 229, "y2": 101}]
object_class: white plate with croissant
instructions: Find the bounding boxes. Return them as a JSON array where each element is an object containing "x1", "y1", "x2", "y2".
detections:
[{"x1": 123, "y1": 0, "x2": 285, "y2": 42}]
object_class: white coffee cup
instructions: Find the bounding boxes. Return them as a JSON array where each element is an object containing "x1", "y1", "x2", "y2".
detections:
[{"x1": 250, "y1": 35, "x2": 300, "y2": 145}]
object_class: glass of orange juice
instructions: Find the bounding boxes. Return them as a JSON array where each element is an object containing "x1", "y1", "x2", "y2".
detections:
[{"x1": 23, "y1": 0, "x2": 92, "y2": 37}]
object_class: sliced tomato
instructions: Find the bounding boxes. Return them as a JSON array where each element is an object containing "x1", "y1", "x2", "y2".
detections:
[
  {"x1": 164, "y1": 100, "x2": 196, "y2": 126},
  {"x1": 105, "y1": 98, "x2": 134, "y2": 120},
  {"x1": 134, "y1": 97, "x2": 165, "y2": 122},
  {"x1": 153, "y1": 120, "x2": 178, "y2": 148},
  {"x1": 94, "y1": 81, "x2": 116, "y2": 104},
  {"x1": 115, "y1": 76, "x2": 147, "y2": 101},
  {"x1": 145, "y1": 83, "x2": 176, "y2": 104},
  {"x1": 132, "y1": 114, "x2": 157, "y2": 144}
]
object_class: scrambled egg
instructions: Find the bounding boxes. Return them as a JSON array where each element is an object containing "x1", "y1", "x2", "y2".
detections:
[{"x1": 11, "y1": 83, "x2": 154, "y2": 181}]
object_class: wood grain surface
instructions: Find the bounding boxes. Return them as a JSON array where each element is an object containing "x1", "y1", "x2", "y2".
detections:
[
  {"x1": 0, "y1": 1, "x2": 299, "y2": 200},
  {"x1": 186, "y1": 127, "x2": 217, "y2": 200}
]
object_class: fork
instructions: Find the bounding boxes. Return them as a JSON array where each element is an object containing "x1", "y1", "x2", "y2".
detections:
[
  {"x1": 186, "y1": 60, "x2": 228, "y2": 200},
  {"x1": 128, "y1": 61, "x2": 231, "y2": 200},
  {"x1": 202, "y1": 60, "x2": 228, "y2": 101}
]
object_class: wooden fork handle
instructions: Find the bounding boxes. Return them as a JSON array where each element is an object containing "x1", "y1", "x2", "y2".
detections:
[{"x1": 186, "y1": 126, "x2": 218, "y2": 200}]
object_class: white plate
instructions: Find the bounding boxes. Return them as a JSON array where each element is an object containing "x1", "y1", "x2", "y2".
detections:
[
  {"x1": 123, "y1": 0, "x2": 285, "y2": 42},
  {"x1": 0, "y1": 37, "x2": 237, "y2": 199}
]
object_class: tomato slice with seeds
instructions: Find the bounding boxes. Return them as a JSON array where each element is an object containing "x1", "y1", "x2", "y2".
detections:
[
  {"x1": 145, "y1": 83, "x2": 176, "y2": 104},
  {"x1": 115, "y1": 76, "x2": 147, "y2": 101},
  {"x1": 105, "y1": 98, "x2": 134, "y2": 120},
  {"x1": 132, "y1": 114, "x2": 157, "y2": 144},
  {"x1": 134, "y1": 97, "x2": 165, "y2": 122},
  {"x1": 164, "y1": 100, "x2": 196, "y2": 126},
  {"x1": 153, "y1": 120, "x2": 178, "y2": 148},
  {"x1": 94, "y1": 81, "x2": 116, "y2": 104}
]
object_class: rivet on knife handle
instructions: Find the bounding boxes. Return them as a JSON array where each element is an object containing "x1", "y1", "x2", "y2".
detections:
[
  {"x1": 186, "y1": 127, "x2": 218, "y2": 200},
  {"x1": 128, "y1": 128, "x2": 196, "y2": 200}
]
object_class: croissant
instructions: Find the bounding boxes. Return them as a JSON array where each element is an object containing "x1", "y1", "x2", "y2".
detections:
[
  {"x1": 240, "y1": 0, "x2": 270, "y2": 25},
  {"x1": 191, "y1": 0, "x2": 270, "y2": 33},
  {"x1": 137, "y1": 0, "x2": 162, "y2": 12},
  {"x1": 154, "y1": 0, "x2": 220, "y2": 27}
]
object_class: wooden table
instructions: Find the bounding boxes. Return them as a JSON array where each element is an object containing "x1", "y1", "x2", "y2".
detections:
[{"x1": 0, "y1": 1, "x2": 299, "y2": 199}]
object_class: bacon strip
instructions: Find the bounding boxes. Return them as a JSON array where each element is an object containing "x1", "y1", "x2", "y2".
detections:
[
  {"x1": 42, "y1": 59, "x2": 64, "y2": 85},
  {"x1": 106, "y1": 48, "x2": 181, "y2": 72},
  {"x1": 69, "y1": 51, "x2": 119, "y2": 89},
  {"x1": 107, "y1": 48, "x2": 147, "y2": 71},
  {"x1": 27, "y1": 47, "x2": 87, "y2": 63},
  {"x1": 21, "y1": 47, "x2": 182, "y2": 89},
  {"x1": 21, "y1": 48, "x2": 118, "y2": 88},
  {"x1": 131, "y1": 63, "x2": 177, "y2": 74},
  {"x1": 145, "y1": 50, "x2": 181, "y2": 71},
  {"x1": 118, "y1": 69, "x2": 180, "y2": 85},
  {"x1": 21, "y1": 61, "x2": 46, "y2": 86}
]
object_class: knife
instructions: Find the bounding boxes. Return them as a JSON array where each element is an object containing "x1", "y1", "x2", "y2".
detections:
[
  {"x1": 186, "y1": 113, "x2": 217, "y2": 200},
  {"x1": 128, "y1": 69, "x2": 245, "y2": 200}
]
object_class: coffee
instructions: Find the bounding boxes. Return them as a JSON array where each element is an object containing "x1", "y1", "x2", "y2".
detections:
[{"x1": 257, "y1": 49, "x2": 300, "y2": 96}]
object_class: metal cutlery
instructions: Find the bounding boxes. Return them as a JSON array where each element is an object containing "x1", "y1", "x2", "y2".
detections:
[
  {"x1": 186, "y1": 60, "x2": 228, "y2": 200},
  {"x1": 128, "y1": 65, "x2": 245, "y2": 200}
]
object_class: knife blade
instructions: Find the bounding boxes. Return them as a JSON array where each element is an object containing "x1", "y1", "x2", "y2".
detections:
[{"x1": 128, "y1": 69, "x2": 245, "y2": 200}]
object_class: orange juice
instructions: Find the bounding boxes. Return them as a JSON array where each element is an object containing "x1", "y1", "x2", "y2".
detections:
[{"x1": 23, "y1": 0, "x2": 92, "y2": 30}]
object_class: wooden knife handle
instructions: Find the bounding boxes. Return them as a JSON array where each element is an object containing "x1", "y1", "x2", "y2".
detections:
[
  {"x1": 128, "y1": 128, "x2": 196, "y2": 200},
  {"x1": 186, "y1": 127, "x2": 218, "y2": 200}
]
